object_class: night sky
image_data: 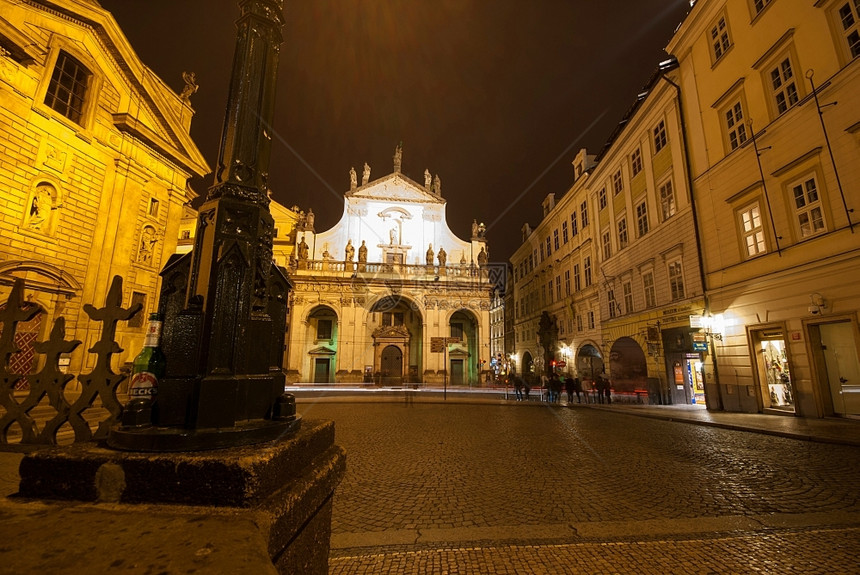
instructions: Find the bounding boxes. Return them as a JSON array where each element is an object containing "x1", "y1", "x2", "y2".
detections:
[{"x1": 98, "y1": 0, "x2": 692, "y2": 262}]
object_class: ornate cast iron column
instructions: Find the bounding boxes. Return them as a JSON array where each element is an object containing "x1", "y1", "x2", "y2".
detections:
[{"x1": 109, "y1": 0, "x2": 297, "y2": 450}]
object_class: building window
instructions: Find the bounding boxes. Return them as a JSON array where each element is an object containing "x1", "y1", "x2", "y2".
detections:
[
  {"x1": 710, "y1": 15, "x2": 732, "y2": 62},
  {"x1": 769, "y1": 57, "x2": 799, "y2": 115},
  {"x1": 643, "y1": 272, "x2": 656, "y2": 308},
  {"x1": 659, "y1": 179, "x2": 676, "y2": 221},
  {"x1": 180, "y1": 229, "x2": 191, "y2": 239},
  {"x1": 613, "y1": 170, "x2": 624, "y2": 196},
  {"x1": 128, "y1": 292, "x2": 147, "y2": 328},
  {"x1": 602, "y1": 231, "x2": 612, "y2": 260},
  {"x1": 598, "y1": 188, "x2": 607, "y2": 210},
  {"x1": 317, "y1": 319, "x2": 333, "y2": 340},
  {"x1": 584, "y1": 256, "x2": 592, "y2": 286},
  {"x1": 562, "y1": 221, "x2": 569, "y2": 243},
  {"x1": 553, "y1": 229, "x2": 560, "y2": 251},
  {"x1": 547, "y1": 280, "x2": 554, "y2": 304},
  {"x1": 574, "y1": 264, "x2": 581, "y2": 291},
  {"x1": 540, "y1": 243, "x2": 545, "y2": 261},
  {"x1": 545, "y1": 236, "x2": 552, "y2": 257},
  {"x1": 608, "y1": 290, "x2": 617, "y2": 319},
  {"x1": 740, "y1": 203, "x2": 767, "y2": 257},
  {"x1": 564, "y1": 270, "x2": 571, "y2": 296},
  {"x1": 148, "y1": 198, "x2": 160, "y2": 217},
  {"x1": 623, "y1": 281, "x2": 633, "y2": 314},
  {"x1": 581, "y1": 201, "x2": 589, "y2": 227},
  {"x1": 668, "y1": 261, "x2": 685, "y2": 301},
  {"x1": 752, "y1": 0, "x2": 772, "y2": 15},
  {"x1": 44, "y1": 51, "x2": 91, "y2": 125},
  {"x1": 555, "y1": 276, "x2": 562, "y2": 300},
  {"x1": 617, "y1": 217, "x2": 628, "y2": 249},
  {"x1": 653, "y1": 120, "x2": 668, "y2": 152},
  {"x1": 451, "y1": 322, "x2": 464, "y2": 339},
  {"x1": 837, "y1": 1, "x2": 860, "y2": 59},
  {"x1": 587, "y1": 310, "x2": 595, "y2": 330},
  {"x1": 382, "y1": 312, "x2": 404, "y2": 327},
  {"x1": 571, "y1": 212, "x2": 579, "y2": 236},
  {"x1": 791, "y1": 175, "x2": 826, "y2": 238},
  {"x1": 631, "y1": 148, "x2": 643, "y2": 176},
  {"x1": 636, "y1": 201, "x2": 649, "y2": 237},
  {"x1": 577, "y1": 313, "x2": 583, "y2": 332},
  {"x1": 725, "y1": 100, "x2": 747, "y2": 150}
]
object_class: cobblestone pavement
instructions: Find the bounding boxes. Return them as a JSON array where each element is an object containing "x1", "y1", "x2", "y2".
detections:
[{"x1": 295, "y1": 400, "x2": 860, "y2": 574}]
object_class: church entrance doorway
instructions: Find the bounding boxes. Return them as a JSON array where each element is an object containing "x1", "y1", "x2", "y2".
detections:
[
  {"x1": 313, "y1": 358, "x2": 330, "y2": 384},
  {"x1": 381, "y1": 345, "x2": 403, "y2": 386}
]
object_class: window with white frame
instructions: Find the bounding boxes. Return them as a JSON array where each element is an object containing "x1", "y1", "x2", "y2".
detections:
[
  {"x1": 553, "y1": 229, "x2": 560, "y2": 251},
  {"x1": 631, "y1": 148, "x2": 643, "y2": 176},
  {"x1": 562, "y1": 220, "x2": 569, "y2": 243},
  {"x1": 668, "y1": 260, "x2": 685, "y2": 301},
  {"x1": 653, "y1": 120, "x2": 668, "y2": 152},
  {"x1": 740, "y1": 203, "x2": 767, "y2": 257},
  {"x1": 547, "y1": 280, "x2": 554, "y2": 304},
  {"x1": 769, "y1": 56, "x2": 799, "y2": 115},
  {"x1": 581, "y1": 201, "x2": 589, "y2": 227},
  {"x1": 574, "y1": 264, "x2": 581, "y2": 291},
  {"x1": 791, "y1": 175, "x2": 826, "y2": 238},
  {"x1": 623, "y1": 281, "x2": 633, "y2": 314},
  {"x1": 643, "y1": 272, "x2": 656, "y2": 308},
  {"x1": 618, "y1": 217, "x2": 629, "y2": 249},
  {"x1": 584, "y1": 256, "x2": 592, "y2": 286},
  {"x1": 608, "y1": 290, "x2": 617, "y2": 319},
  {"x1": 636, "y1": 201, "x2": 649, "y2": 237},
  {"x1": 659, "y1": 179, "x2": 676, "y2": 221},
  {"x1": 710, "y1": 14, "x2": 732, "y2": 62},
  {"x1": 599, "y1": 188, "x2": 607, "y2": 210},
  {"x1": 545, "y1": 236, "x2": 552, "y2": 257},
  {"x1": 564, "y1": 270, "x2": 571, "y2": 296},
  {"x1": 571, "y1": 212, "x2": 579, "y2": 236},
  {"x1": 540, "y1": 243, "x2": 545, "y2": 261},
  {"x1": 613, "y1": 170, "x2": 624, "y2": 195},
  {"x1": 555, "y1": 276, "x2": 562, "y2": 300},
  {"x1": 836, "y1": 1, "x2": 860, "y2": 59},
  {"x1": 724, "y1": 100, "x2": 747, "y2": 151},
  {"x1": 44, "y1": 51, "x2": 92, "y2": 125},
  {"x1": 602, "y1": 231, "x2": 612, "y2": 260}
]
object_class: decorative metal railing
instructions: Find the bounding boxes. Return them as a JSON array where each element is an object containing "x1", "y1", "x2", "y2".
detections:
[
  {"x1": 0, "y1": 275, "x2": 140, "y2": 446},
  {"x1": 293, "y1": 259, "x2": 490, "y2": 280}
]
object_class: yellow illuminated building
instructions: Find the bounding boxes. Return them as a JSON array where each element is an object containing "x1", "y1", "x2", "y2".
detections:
[
  {"x1": 0, "y1": 0, "x2": 208, "y2": 376},
  {"x1": 668, "y1": 0, "x2": 860, "y2": 417}
]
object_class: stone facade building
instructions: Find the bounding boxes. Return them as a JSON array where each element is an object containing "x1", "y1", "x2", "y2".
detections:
[
  {"x1": 285, "y1": 151, "x2": 493, "y2": 385},
  {"x1": 0, "y1": 0, "x2": 208, "y2": 376}
]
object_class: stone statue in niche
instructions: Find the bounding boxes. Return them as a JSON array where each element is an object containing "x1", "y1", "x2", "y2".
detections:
[
  {"x1": 345, "y1": 239, "x2": 355, "y2": 261},
  {"x1": 426, "y1": 243, "x2": 434, "y2": 266},
  {"x1": 362, "y1": 162, "x2": 371, "y2": 185},
  {"x1": 437, "y1": 247, "x2": 447, "y2": 267},
  {"x1": 389, "y1": 227, "x2": 397, "y2": 245},
  {"x1": 297, "y1": 236, "x2": 309, "y2": 260},
  {"x1": 27, "y1": 183, "x2": 54, "y2": 231},
  {"x1": 138, "y1": 225, "x2": 157, "y2": 264}
]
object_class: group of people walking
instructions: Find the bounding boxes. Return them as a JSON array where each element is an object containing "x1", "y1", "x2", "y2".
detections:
[{"x1": 507, "y1": 372, "x2": 611, "y2": 404}]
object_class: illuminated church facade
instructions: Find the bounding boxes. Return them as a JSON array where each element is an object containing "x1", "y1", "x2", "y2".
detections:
[{"x1": 283, "y1": 149, "x2": 494, "y2": 385}]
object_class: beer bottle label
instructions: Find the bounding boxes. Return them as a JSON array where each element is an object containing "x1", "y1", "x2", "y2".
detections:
[{"x1": 130, "y1": 371, "x2": 158, "y2": 396}]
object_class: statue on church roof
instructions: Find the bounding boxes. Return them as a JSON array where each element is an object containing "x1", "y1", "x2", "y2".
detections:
[
  {"x1": 180, "y1": 71, "x2": 198, "y2": 103},
  {"x1": 434, "y1": 174, "x2": 442, "y2": 196},
  {"x1": 437, "y1": 247, "x2": 447, "y2": 267},
  {"x1": 471, "y1": 219, "x2": 478, "y2": 239},
  {"x1": 297, "y1": 235, "x2": 309, "y2": 260},
  {"x1": 349, "y1": 166, "x2": 357, "y2": 190},
  {"x1": 362, "y1": 162, "x2": 371, "y2": 185},
  {"x1": 426, "y1": 243, "x2": 434, "y2": 266},
  {"x1": 424, "y1": 169, "x2": 432, "y2": 190},
  {"x1": 477, "y1": 246, "x2": 488, "y2": 267},
  {"x1": 305, "y1": 208, "x2": 314, "y2": 230},
  {"x1": 358, "y1": 240, "x2": 368, "y2": 262},
  {"x1": 345, "y1": 239, "x2": 355, "y2": 262},
  {"x1": 393, "y1": 142, "x2": 403, "y2": 172}
]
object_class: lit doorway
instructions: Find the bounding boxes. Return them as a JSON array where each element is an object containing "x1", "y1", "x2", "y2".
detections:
[
  {"x1": 810, "y1": 321, "x2": 860, "y2": 417},
  {"x1": 751, "y1": 328, "x2": 794, "y2": 413}
]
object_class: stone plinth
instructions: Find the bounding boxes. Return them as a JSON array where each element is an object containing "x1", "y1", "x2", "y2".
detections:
[{"x1": 5, "y1": 419, "x2": 345, "y2": 575}]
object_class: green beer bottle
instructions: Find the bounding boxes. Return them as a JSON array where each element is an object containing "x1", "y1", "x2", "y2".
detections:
[{"x1": 129, "y1": 312, "x2": 166, "y2": 402}]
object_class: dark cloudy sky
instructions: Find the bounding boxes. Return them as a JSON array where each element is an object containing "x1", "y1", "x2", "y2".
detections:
[{"x1": 99, "y1": 0, "x2": 691, "y2": 261}]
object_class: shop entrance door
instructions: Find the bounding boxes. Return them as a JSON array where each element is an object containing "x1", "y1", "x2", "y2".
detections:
[
  {"x1": 819, "y1": 322, "x2": 860, "y2": 417},
  {"x1": 753, "y1": 330, "x2": 794, "y2": 413},
  {"x1": 686, "y1": 355, "x2": 705, "y2": 405}
]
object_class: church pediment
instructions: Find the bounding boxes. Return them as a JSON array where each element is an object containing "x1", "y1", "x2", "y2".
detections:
[
  {"x1": 372, "y1": 325, "x2": 410, "y2": 340},
  {"x1": 347, "y1": 173, "x2": 444, "y2": 204},
  {"x1": 308, "y1": 346, "x2": 337, "y2": 356}
]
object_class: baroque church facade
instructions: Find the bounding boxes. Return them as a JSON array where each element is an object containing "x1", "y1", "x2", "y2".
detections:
[
  {"x1": 284, "y1": 148, "x2": 493, "y2": 385},
  {"x1": 0, "y1": 0, "x2": 208, "y2": 376}
]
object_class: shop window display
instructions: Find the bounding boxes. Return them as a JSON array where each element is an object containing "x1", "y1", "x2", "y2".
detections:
[{"x1": 761, "y1": 339, "x2": 793, "y2": 409}]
